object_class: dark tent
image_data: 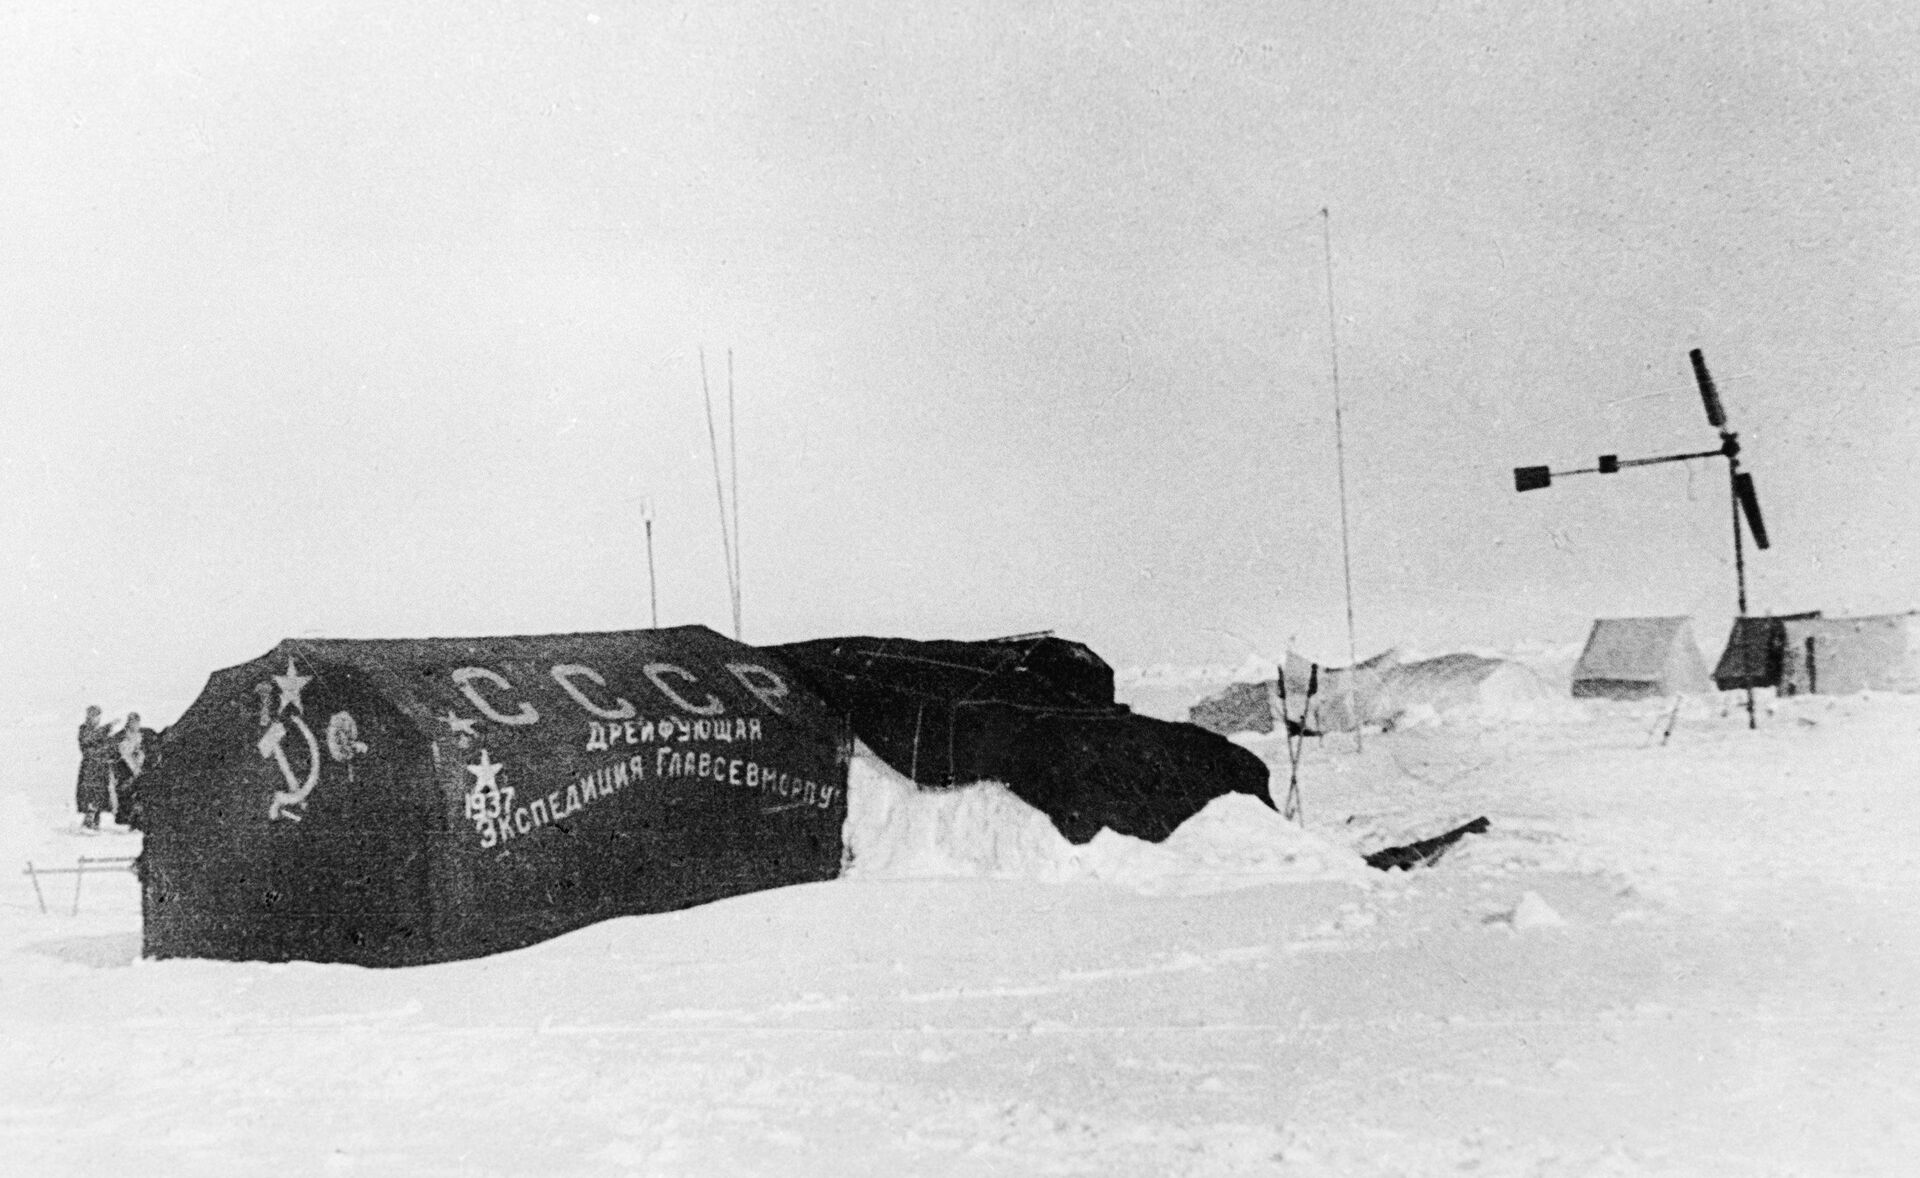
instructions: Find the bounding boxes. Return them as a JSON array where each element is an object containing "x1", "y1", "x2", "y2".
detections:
[
  {"x1": 1713, "y1": 612, "x2": 1821, "y2": 691},
  {"x1": 137, "y1": 626, "x2": 849, "y2": 966},
  {"x1": 768, "y1": 634, "x2": 1274, "y2": 844}
]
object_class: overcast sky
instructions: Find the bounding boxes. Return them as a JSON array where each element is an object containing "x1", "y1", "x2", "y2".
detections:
[{"x1": 5, "y1": 0, "x2": 1918, "y2": 721}]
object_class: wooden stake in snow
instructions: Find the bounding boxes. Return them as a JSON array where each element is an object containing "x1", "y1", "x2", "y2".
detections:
[{"x1": 1658, "y1": 695, "x2": 1682, "y2": 746}]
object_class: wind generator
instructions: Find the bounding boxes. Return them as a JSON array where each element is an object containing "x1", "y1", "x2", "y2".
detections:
[{"x1": 1513, "y1": 349, "x2": 1771, "y2": 727}]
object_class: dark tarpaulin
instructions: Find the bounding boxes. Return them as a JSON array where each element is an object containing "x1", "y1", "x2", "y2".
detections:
[
  {"x1": 768, "y1": 634, "x2": 1274, "y2": 844},
  {"x1": 138, "y1": 626, "x2": 848, "y2": 966},
  {"x1": 1713, "y1": 612, "x2": 1821, "y2": 690}
]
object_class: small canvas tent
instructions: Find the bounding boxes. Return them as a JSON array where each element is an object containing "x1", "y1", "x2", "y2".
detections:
[
  {"x1": 1713, "y1": 612, "x2": 1822, "y2": 691},
  {"x1": 137, "y1": 626, "x2": 850, "y2": 966},
  {"x1": 1281, "y1": 648, "x2": 1400, "y2": 733},
  {"x1": 769, "y1": 634, "x2": 1273, "y2": 844},
  {"x1": 1779, "y1": 613, "x2": 1920, "y2": 695},
  {"x1": 1570, "y1": 617, "x2": 1712, "y2": 700}
]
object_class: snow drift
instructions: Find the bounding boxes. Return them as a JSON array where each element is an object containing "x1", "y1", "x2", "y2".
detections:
[{"x1": 841, "y1": 742, "x2": 1361, "y2": 894}]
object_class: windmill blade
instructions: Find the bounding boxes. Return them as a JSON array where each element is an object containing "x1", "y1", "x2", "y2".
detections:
[
  {"x1": 1689, "y1": 349, "x2": 1728, "y2": 430},
  {"x1": 1734, "y1": 471, "x2": 1770, "y2": 549}
]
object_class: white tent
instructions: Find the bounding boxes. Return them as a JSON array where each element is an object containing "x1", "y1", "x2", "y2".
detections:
[
  {"x1": 1570, "y1": 617, "x2": 1712, "y2": 700},
  {"x1": 1780, "y1": 613, "x2": 1920, "y2": 694},
  {"x1": 1282, "y1": 648, "x2": 1400, "y2": 733}
]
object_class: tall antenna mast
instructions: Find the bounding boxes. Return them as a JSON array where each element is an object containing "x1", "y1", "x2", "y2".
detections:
[
  {"x1": 727, "y1": 348, "x2": 742, "y2": 641},
  {"x1": 1322, "y1": 207, "x2": 1362, "y2": 745},
  {"x1": 699, "y1": 347, "x2": 740, "y2": 639}
]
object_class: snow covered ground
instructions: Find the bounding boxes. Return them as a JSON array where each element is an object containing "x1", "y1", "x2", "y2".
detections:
[{"x1": 4, "y1": 685, "x2": 1919, "y2": 1176}]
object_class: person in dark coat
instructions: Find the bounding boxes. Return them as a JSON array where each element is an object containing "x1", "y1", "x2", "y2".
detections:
[
  {"x1": 111, "y1": 712, "x2": 159, "y2": 829},
  {"x1": 75, "y1": 706, "x2": 115, "y2": 830}
]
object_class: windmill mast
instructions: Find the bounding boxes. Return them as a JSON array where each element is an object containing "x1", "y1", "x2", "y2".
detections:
[{"x1": 1514, "y1": 348, "x2": 1772, "y2": 728}]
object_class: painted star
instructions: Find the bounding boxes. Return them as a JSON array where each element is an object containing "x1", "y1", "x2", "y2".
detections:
[
  {"x1": 273, "y1": 658, "x2": 312, "y2": 714},
  {"x1": 466, "y1": 748, "x2": 505, "y2": 791},
  {"x1": 442, "y1": 710, "x2": 479, "y2": 738}
]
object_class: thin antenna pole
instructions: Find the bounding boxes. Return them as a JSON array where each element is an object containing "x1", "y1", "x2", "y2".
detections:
[
  {"x1": 1321, "y1": 207, "x2": 1362, "y2": 748},
  {"x1": 642, "y1": 500, "x2": 658, "y2": 628},
  {"x1": 699, "y1": 347, "x2": 739, "y2": 637},
  {"x1": 727, "y1": 348, "x2": 742, "y2": 641}
]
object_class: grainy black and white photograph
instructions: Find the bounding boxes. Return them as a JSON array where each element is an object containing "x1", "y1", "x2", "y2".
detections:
[{"x1": 5, "y1": 2, "x2": 1919, "y2": 1174}]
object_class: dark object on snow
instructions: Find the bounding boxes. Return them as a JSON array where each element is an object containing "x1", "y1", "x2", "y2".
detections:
[
  {"x1": 75, "y1": 707, "x2": 115, "y2": 829},
  {"x1": 1189, "y1": 679, "x2": 1277, "y2": 736},
  {"x1": 1189, "y1": 679, "x2": 1318, "y2": 739},
  {"x1": 137, "y1": 626, "x2": 849, "y2": 966},
  {"x1": 768, "y1": 634, "x2": 1275, "y2": 844},
  {"x1": 110, "y1": 716, "x2": 161, "y2": 829},
  {"x1": 1364, "y1": 816, "x2": 1491, "y2": 871},
  {"x1": 1713, "y1": 612, "x2": 1821, "y2": 691}
]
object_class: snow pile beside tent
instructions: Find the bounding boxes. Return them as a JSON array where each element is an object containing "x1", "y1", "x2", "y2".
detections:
[
  {"x1": 841, "y1": 742, "x2": 1360, "y2": 894},
  {"x1": 1499, "y1": 639, "x2": 1583, "y2": 694},
  {"x1": 1077, "y1": 790, "x2": 1368, "y2": 895},
  {"x1": 1379, "y1": 653, "x2": 1582, "y2": 728},
  {"x1": 841, "y1": 744, "x2": 1086, "y2": 882}
]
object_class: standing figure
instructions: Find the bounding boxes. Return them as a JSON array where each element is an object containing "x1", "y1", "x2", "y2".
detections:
[
  {"x1": 112, "y1": 712, "x2": 158, "y2": 829},
  {"x1": 75, "y1": 706, "x2": 115, "y2": 830}
]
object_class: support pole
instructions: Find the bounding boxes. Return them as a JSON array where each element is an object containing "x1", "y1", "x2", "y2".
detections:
[
  {"x1": 1730, "y1": 462, "x2": 1748, "y2": 616},
  {"x1": 644, "y1": 512, "x2": 658, "y2": 629},
  {"x1": 1729, "y1": 459, "x2": 1756, "y2": 729}
]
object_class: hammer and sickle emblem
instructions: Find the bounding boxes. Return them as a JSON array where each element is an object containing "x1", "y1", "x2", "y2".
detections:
[{"x1": 260, "y1": 714, "x2": 322, "y2": 821}]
